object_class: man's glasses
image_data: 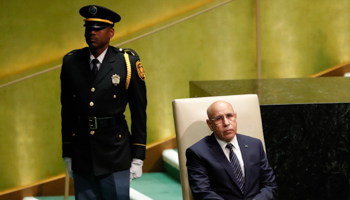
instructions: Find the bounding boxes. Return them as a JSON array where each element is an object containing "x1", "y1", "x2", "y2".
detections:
[{"x1": 210, "y1": 113, "x2": 236, "y2": 125}]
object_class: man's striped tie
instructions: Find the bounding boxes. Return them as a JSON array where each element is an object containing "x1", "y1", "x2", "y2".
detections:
[{"x1": 226, "y1": 143, "x2": 245, "y2": 194}]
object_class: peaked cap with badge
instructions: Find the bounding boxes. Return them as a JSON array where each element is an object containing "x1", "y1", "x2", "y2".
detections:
[{"x1": 79, "y1": 5, "x2": 121, "y2": 28}]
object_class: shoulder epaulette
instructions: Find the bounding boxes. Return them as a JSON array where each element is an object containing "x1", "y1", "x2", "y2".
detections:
[
  {"x1": 65, "y1": 50, "x2": 76, "y2": 56},
  {"x1": 113, "y1": 47, "x2": 136, "y2": 56},
  {"x1": 123, "y1": 49, "x2": 135, "y2": 56},
  {"x1": 65, "y1": 48, "x2": 83, "y2": 56}
]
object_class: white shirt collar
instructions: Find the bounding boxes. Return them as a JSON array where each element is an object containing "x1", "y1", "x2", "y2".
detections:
[
  {"x1": 215, "y1": 134, "x2": 239, "y2": 150},
  {"x1": 89, "y1": 47, "x2": 108, "y2": 64}
]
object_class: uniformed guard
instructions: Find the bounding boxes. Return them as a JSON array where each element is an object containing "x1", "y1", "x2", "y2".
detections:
[{"x1": 60, "y1": 5, "x2": 147, "y2": 200}]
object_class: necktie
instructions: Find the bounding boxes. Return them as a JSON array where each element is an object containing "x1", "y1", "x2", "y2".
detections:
[
  {"x1": 226, "y1": 143, "x2": 245, "y2": 194},
  {"x1": 91, "y1": 59, "x2": 99, "y2": 80}
]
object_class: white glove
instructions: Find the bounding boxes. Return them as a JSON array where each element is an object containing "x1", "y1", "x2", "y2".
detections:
[
  {"x1": 63, "y1": 157, "x2": 73, "y2": 179},
  {"x1": 130, "y1": 158, "x2": 143, "y2": 183}
]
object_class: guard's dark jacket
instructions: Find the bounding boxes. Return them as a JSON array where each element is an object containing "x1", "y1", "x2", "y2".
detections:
[{"x1": 60, "y1": 46, "x2": 147, "y2": 176}]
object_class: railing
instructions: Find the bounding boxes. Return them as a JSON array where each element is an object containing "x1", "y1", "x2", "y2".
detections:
[{"x1": 310, "y1": 60, "x2": 350, "y2": 77}]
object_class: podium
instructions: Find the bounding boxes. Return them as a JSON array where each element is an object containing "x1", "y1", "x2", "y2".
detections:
[{"x1": 190, "y1": 77, "x2": 350, "y2": 199}]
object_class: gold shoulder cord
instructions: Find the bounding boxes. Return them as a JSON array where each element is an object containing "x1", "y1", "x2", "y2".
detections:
[{"x1": 124, "y1": 52, "x2": 132, "y2": 90}]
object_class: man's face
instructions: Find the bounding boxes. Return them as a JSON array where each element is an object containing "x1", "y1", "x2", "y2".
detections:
[
  {"x1": 84, "y1": 26, "x2": 114, "y2": 51},
  {"x1": 206, "y1": 101, "x2": 237, "y2": 143}
]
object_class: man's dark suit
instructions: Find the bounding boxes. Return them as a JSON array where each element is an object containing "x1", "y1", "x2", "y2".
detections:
[
  {"x1": 60, "y1": 46, "x2": 147, "y2": 176},
  {"x1": 186, "y1": 133, "x2": 278, "y2": 200}
]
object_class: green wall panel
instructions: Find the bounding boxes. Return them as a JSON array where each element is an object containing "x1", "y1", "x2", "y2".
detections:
[
  {"x1": 0, "y1": 69, "x2": 63, "y2": 190},
  {"x1": 260, "y1": 0, "x2": 350, "y2": 78}
]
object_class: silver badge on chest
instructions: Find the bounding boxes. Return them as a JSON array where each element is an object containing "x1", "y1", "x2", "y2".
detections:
[{"x1": 111, "y1": 74, "x2": 120, "y2": 86}]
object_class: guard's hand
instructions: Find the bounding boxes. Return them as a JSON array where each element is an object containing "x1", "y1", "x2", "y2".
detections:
[
  {"x1": 130, "y1": 158, "x2": 144, "y2": 183},
  {"x1": 63, "y1": 157, "x2": 73, "y2": 179}
]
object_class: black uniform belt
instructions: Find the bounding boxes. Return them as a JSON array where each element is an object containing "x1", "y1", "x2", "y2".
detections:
[{"x1": 88, "y1": 116, "x2": 122, "y2": 129}]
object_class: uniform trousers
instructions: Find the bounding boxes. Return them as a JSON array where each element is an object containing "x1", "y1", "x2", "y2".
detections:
[{"x1": 73, "y1": 169, "x2": 130, "y2": 200}]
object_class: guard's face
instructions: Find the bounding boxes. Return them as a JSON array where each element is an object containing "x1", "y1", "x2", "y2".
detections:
[
  {"x1": 85, "y1": 26, "x2": 114, "y2": 51},
  {"x1": 206, "y1": 101, "x2": 237, "y2": 143}
]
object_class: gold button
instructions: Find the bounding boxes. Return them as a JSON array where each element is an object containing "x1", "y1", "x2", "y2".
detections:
[
  {"x1": 113, "y1": 95, "x2": 116, "y2": 98},
  {"x1": 90, "y1": 131, "x2": 95, "y2": 135},
  {"x1": 72, "y1": 133, "x2": 75, "y2": 136},
  {"x1": 91, "y1": 88, "x2": 95, "y2": 92},
  {"x1": 90, "y1": 102, "x2": 94, "y2": 106},
  {"x1": 119, "y1": 134, "x2": 122, "y2": 138}
]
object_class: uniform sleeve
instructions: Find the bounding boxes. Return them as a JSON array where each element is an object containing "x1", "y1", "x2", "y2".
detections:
[
  {"x1": 126, "y1": 49, "x2": 147, "y2": 160},
  {"x1": 60, "y1": 56, "x2": 78, "y2": 158}
]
